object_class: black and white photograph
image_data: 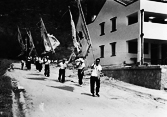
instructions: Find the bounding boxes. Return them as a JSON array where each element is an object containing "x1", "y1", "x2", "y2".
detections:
[{"x1": 0, "y1": 0, "x2": 167, "y2": 117}]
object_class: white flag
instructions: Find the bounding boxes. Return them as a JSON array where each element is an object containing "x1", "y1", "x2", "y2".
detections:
[
  {"x1": 76, "y1": 0, "x2": 92, "y2": 58},
  {"x1": 69, "y1": 9, "x2": 81, "y2": 53},
  {"x1": 40, "y1": 18, "x2": 52, "y2": 52},
  {"x1": 47, "y1": 33, "x2": 60, "y2": 50}
]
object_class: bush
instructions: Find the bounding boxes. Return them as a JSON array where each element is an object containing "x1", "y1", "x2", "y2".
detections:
[
  {"x1": 0, "y1": 59, "x2": 13, "y2": 117},
  {"x1": 0, "y1": 59, "x2": 12, "y2": 76}
]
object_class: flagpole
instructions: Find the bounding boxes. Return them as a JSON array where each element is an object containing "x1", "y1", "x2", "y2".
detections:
[
  {"x1": 78, "y1": 0, "x2": 95, "y2": 60},
  {"x1": 17, "y1": 26, "x2": 26, "y2": 57},
  {"x1": 40, "y1": 18, "x2": 55, "y2": 53},
  {"x1": 68, "y1": 50, "x2": 75, "y2": 63}
]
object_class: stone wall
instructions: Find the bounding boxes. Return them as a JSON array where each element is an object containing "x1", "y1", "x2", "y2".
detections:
[{"x1": 102, "y1": 66, "x2": 167, "y2": 90}]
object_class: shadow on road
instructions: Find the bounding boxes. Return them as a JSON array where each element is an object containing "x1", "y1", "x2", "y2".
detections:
[
  {"x1": 13, "y1": 67, "x2": 21, "y2": 70},
  {"x1": 27, "y1": 77, "x2": 47, "y2": 80},
  {"x1": 47, "y1": 79, "x2": 60, "y2": 82},
  {"x1": 47, "y1": 85, "x2": 74, "y2": 92},
  {"x1": 81, "y1": 93, "x2": 92, "y2": 97},
  {"x1": 28, "y1": 73, "x2": 44, "y2": 76}
]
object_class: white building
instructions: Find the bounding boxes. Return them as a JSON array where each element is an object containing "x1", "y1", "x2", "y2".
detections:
[{"x1": 86, "y1": 0, "x2": 167, "y2": 66}]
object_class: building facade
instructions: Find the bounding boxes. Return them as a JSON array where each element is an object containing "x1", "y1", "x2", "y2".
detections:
[{"x1": 86, "y1": 0, "x2": 167, "y2": 66}]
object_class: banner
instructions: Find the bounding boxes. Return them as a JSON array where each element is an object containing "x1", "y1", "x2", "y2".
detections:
[
  {"x1": 40, "y1": 18, "x2": 52, "y2": 52},
  {"x1": 47, "y1": 33, "x2": 60, "y2": 50},
  {"x1": 69, "y1": 9, "x2": 81, "y2": 53},
  {"x1": 17, "y1": 27, "x2": 25, "y2": 56},
  {"x1": 27, "y1": 30, "x2": 35, "y2": 56},
  {"x1": 76, "y1": 0, "x2": 92, "y2": 59}
]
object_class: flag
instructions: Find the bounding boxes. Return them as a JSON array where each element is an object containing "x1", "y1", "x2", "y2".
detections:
[
  {"x1": 69, "y1": 8, "x2": 81, "y2": 53},
  {"x1": 47, "y1": 33, "x2": 60, "y2": 50},
  {"x1": 25, "y1": 37, "x2": 28, "y2": 53},
  {"x1": 76, "y1": 0, "x2": 92, "y2": 59},
  {"x1": 27, "y1": 30, "x2": 35, "y2": 56},
  {"x1": 40, "y1": 18, "x2": 53, "y2": 53},
  {"x1": 17, "y1": 27, "x2": 25, "y2": 56}
]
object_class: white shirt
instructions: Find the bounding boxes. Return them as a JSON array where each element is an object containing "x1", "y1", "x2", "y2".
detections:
[
  {"x1": 21, "y1": 60, "x2": 24, "y2": 64},
  {"x1": 59, "y1": 62, "x2": 67, "y2": 69},
  {"x1": 91, "y1": 64, "x2": 102, "y2": 77},
  {"x1": 39, "y1": 59, "x2": 43, "y2": 64},
  {"x1": 44, "y1": 59, "x2": 51, "y2": 65},
  {"x1": 78, "y1": 62, "x2": 85, "y2": 70}
]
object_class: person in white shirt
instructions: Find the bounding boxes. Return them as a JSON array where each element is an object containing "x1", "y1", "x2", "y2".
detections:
[
  {"x1": 58, "y1": 59, "x2": 67, "y2": 83},
  {"x1": 38, "y1": 57, "x2": 43, "y2": 72},
  {"x1": 90, "y1": 58, "x2": 102, "y2": 97},
  {"x1": 35, "y1": 57, "x2": 39, "y2": 71},
  {"x1": 76, "y1": 58, "x2": 85, "y2": 85},
  {"x1": 44, "y1": 56, "x2": 51, "y2": 77}
]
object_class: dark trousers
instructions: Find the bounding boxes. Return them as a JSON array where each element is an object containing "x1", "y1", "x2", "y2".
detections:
[
  {"x1": 78, "y1": 69, "x2": 84, "y2": 85},
  {"x1": 90, "y1": 76, "x2": 100, "y2": 94},
  {"x1": 27, "y1": 61, "x2": 31, "y2": 70},
  {"x1": 21, "y1": 63, "x2": 24, "y2": 70},
  {"x1": 58, "y1": 69, "x2": 65, "y2": 83},
  {"x1": 44, "y1": 65, "x2": 50, "y2": 77},
  {"x1": 36, "y1": 61, "x2": 39, "y2": 70},
  {"x1": 38, "y1": 63, "x2": 42, "y2": 72}
]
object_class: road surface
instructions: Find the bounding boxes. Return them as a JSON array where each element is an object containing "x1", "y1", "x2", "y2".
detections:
[{"x1": 6, "y1": 63, "x2": 167, "y2": 117}]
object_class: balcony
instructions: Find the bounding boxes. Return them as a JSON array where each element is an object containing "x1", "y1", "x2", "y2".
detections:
[
  {"x1": 143, "y1": 11, "x2": 167, "y2": 40},
  {"x1": 143, "y1": 22, "x2": 167, "y2": 40},
  {"x1": 141, "y1": 0, "x2": 167, "y2": 14}
]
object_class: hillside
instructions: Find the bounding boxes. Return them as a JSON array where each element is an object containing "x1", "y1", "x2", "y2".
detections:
[{"x1": 0, "y1": 0, "x2": 106, "y2": 60}]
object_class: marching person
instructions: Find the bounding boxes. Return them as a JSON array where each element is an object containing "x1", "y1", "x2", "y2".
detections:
[
  {"x1": 58, "y1": 59, "x2": 67, "y2": 83},
  {"x1": 76, "y1": 58, "x2": 85, "y2": 86},
  {"x1": 26, "y1": 56, "x2": 31, "y2": 70},
  {"x1": 21, "y1": 60, "x2": 25, "y2": 70},
  {"x1": 90, "y1": 58, "x2": 102, "y2": 97},
  {"x1": 38, "y1": 57, "x2": 43, "y2": 72},
  {"x1": 44, "y1": 56, "x2": 51, "y2": 77},
  {"x1": 35, "y1": 56, "x2": 39, "y2": 71}
]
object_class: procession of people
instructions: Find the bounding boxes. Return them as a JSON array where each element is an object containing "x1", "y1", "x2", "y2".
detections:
[{"x1": 20, "y1": 55, "x2": 102, "y2": 97}]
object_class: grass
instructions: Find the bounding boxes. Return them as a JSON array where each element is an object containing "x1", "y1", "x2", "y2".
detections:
[{"x1": 0, "y1": 59, "x2": 13, "y2": 117}]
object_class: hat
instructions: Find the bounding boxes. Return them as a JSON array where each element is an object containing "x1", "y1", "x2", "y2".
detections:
[{"x1": 96, "y1": 58, "x2": 100, "y2": 62}]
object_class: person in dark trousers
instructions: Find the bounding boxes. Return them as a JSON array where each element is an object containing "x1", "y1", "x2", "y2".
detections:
[
  {"x1": 38, "y1": 57, "x2": 43, "y2": 72},
  {"x1": 21, "y1": 60, "x2": 25, "y2": 70},
  {"x1": 90, "y1": 58, "x2": 102, "y2": 97},
  {"x1": 35, "y1": 57, "x2": 39, "y2": 71},
  {"x1": 76, "y1": 58, "x2": 85, "y2": 86},
  {"x1": 44, "y1": 56, "x2": 51, "y2": 77},
  {"x1": 26, "y1": 56, "x2": 31, "y2": 70},
  {"x1": 58, "y1": 59, "x2": 67, "y2": 83}
]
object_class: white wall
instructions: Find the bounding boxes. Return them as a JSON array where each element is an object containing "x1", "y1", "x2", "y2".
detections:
[
  {"x1": 144, "y1": 23, "x2": 167, "y2": 40},
  {"x1": 141, "y1": 0, "x2": 167, "y2": 14},
  {"x1": 86, "y1": 0, "x2": 140, "y2": 66},
  {"x1": 141, "y1": 0, "x2": 167, "y2": 40}
]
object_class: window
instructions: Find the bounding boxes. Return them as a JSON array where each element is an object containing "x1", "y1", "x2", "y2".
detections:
[
  {"x1": 127, "y1": 12, "x2": 138, "y2": 25},
  {"x1": 99, "y1": 22, "x2": 105, "y2": 36},
  {"x1": 99, "y1": 45, "x2": 104, "y2": 58},
  {"x1": 128, "y1": 41, "x2": 149, "y2": 54},
  {"x1": 110, "y1": 42, "x2": 116, "y2": 56},
  {"x1": 128, "y1": 41, "x2": 137, "y2": 53},
  {"x1": 144, "y1": 43, "x2": 149, "y2": 54},
  {"x1": 110, "y1": 17, "x2": 117, "y2": 32}
]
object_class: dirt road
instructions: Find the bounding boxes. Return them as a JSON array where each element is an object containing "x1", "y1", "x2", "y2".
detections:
[{"x1": 6, "y1": 63, "x2": 167, "y2": 117}]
